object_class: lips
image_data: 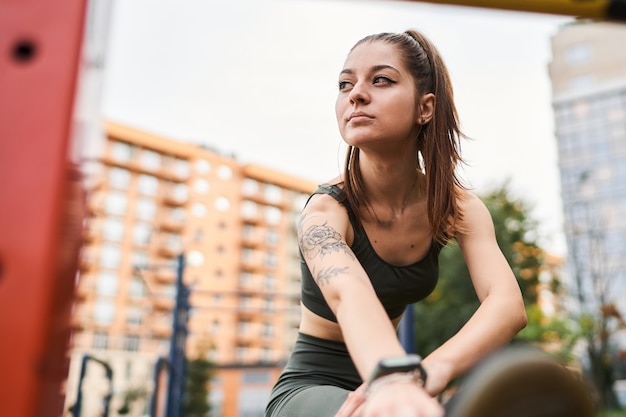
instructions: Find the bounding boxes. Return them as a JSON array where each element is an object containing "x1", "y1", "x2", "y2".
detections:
[{"x1": 347, "y1": 111, "x2": 374, "y2": 123}]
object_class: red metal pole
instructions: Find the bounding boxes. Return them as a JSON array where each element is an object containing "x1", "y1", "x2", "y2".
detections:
[{"x1": 0, "y1": 1, "x2": 87, "y2": 416}]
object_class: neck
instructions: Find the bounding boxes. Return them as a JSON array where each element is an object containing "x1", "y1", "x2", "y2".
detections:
[{"x1": 365, "y1": 170, "x2": 420, "y2": 227}]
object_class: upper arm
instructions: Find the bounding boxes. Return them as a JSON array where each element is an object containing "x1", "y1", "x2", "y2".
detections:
[
  {"x1": 454, "y1": 191, "x2": 521, "y2": 302},
  {"x1": 297, "y1": 194, "x2": 373, "y2": 313}
]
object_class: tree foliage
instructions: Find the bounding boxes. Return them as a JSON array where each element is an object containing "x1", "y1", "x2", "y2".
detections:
[
  {"x1": 413, "y1": 183, "x2": 568, "y2": 358},
  {"x1": 184, "y1": 340, "x2": 215, "y2": 417}
]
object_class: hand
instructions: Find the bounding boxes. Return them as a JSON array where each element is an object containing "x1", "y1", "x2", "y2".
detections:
[
  {"x1": 335, "y1": 383, "x2": 367, "y2": 417},
  {"x1": 362, "y1": 379, "x2": 443, "y2": 417},
  {"x1": 421, "y1": 358, "x2": 454, "y2": 397}
]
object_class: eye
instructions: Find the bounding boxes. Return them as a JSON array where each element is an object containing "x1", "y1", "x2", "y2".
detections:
[
  {"x1": 338, "y1": 80, "x2": 352, "y2": 91},
  {"x1": 373, "y1": 76, "x2": 395, "y2": 85}
]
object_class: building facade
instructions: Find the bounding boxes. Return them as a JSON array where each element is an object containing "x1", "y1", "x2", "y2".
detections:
[
  {"x1": 548, "y1": 21, "x2": 626, "y2": 342},
  {"x1": 64, "y1": 121, "x2": 316, "y2": 417}
]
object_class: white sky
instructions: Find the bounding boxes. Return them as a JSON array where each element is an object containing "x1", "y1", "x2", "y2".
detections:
[{"x1": 100, "y1": 0, "x2": 573, "y2": 255}]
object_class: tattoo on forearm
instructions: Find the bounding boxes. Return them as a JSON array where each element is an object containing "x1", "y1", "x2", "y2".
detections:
[
  {"x1": 298, "y1": 214, "x2": 355, "y2": 261},
  {"x1": 315, "y1": 266, "x2": 349, "y2": 287}
]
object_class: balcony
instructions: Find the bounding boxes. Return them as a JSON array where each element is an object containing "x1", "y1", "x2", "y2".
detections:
[
  {"x1": 152, "y1": 297, "x2": 175, "y2": 311},
  {"x1": 241, "y1": 228, "x2": 265, "y2": 248},
  {"x1": 236, "y1": 323, "x2": 263, "y2": 343},
  {"x1": 160, "y1": 216, "x2": 184, "y2": 232},
  {"x1": 157, "y1": 241, "x2": 182, "y2": 259},
  {"x1": 151, "y1": 319, "x2": 173, "y2": 339},
  {"x1": 239, "y1": 273, "x2": 265, "y2": 293},
  {"x1": 162, "y1": 188, "x2": 188, "y2": 207},
  {"x1": 154, "y1": 267, "x2": 177, "y2": 284},
  {"x1": 240, "y1": 250, "x2": 266, "y2": 272}
]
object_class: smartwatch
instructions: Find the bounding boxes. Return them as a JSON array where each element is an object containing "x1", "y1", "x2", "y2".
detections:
[{"x1": 368, "y1": 354, "x2": 428, "y2": 386}]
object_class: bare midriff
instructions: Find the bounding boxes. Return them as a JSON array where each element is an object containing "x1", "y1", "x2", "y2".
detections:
[{"x1": 299, "y1": 304, "x2": 403, "y2": 343}]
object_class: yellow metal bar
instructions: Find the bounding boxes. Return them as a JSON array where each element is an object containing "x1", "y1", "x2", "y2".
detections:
[{"x1": 402, "y1": 0, "x2": 626, "y2": 21}]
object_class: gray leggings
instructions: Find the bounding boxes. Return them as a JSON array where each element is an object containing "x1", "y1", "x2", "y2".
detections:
[{"x1": 265, "y1": 333, "x2": 361, "y2": 417}]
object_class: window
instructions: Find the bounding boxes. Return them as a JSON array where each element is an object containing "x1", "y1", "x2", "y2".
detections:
[
  {"x1": 111, "y1": 141, "x2": 133, "y2": 162},
  {"x1": 193, "y1": 178, "x2": 210, "y2": 194},
  {"x1": 172, "y1": 183, "x2": 188, "y2": 201},
  {"x1": 108, "y1": 167, "x2": 130, "y2": 189},
  {"x1": 140, "y1": 149, "x2": 161, "y2": 170},
  {"x1": 94, "y1": 299, "x2": 115, "y2": 324},
  {"x1": 236, "y1": 345, "x2": 248, "y2": 361},
  {"x1": 162, "y1": 284, "x2": 177, "y2": 299},
  {"x1": 126, "y1": 306, "x2": 143, "y2": 325},
  {"x1": 173, "y1": 158, "x2": 189, "y2": 178},
  {"x1": 194, "y1": 159, "x2": 211, "y2": 174},
  {"x1": 132, "y1": 251, "x2": 150, "y2": 270},
  {"x1": 566, "y1": 43, "x2": 592, "y2": 65},
  {"x1": 242, "y1": 371, "x2": 270, "y2": 384},
  {"x1": 129, "y1": 276, "x2": 146, "y2": 298},
  {"x1": 217, "y1": 165, "x2": 233, "y2": 180},
  {"x1": 104, "y1": 191, "x2": 127, "y2": 215},
  {"x1": 102, "y1": 217, "x2": 124, "y2": 241},
  {"x1": 100, "y1": 244, "x2": 121, "y2": 268},
  {"x1": 264, "y1": 184, "x2": 282, "y2": 204},
  {"x1": 171, "y1": 207, "x2": 185, "y2": 222},
  {"x1": 214, "y1": 196, "x2": 231, "y2": 212},
  {"x1": 192, "y1": 202, "x2": 208, "y2": 218},
  {"x1": 138, "y1": 174, "x2": 159, "y2": 196},
  {"x1": 136, "y1": 198, "x2": 156, "y2": 220},
  {"x1": 93, "y1": 331, "x2": 108, "y2": 349},
  {"x1": 266, "y1": 252, "x2": 277, "y2": 268},
  {"x1": 264, "y1": 206, "x2": 282, "y2": 225},
  {"x1": 238, "y1": 388, "x2": 271, "y2": 417},
  {"x1": 240, "y1": 272, "x2": 253, "y2": 286},
  {"x1": 261, "y1": 347, "x2": 272, "y2": 363},
  {"x1": 242, "y1": 179, "x2": 259, "y2": 196},
  {"x1": 241, "y1": 201, "x2": 258, "y2": 219},
  {"x1": 123, "y1": 334, "x2": 140, "y2": 351},
  {"x1": 133, "y1": 223, "x2": 152, "y2": 245},
  {"x1": 238, "y1": 320, "x2": 250, "y2": 334},
  {"x1": 266, "y1": 229, "x2": 278, "y2": 245},
  {"x1": 96, "y1": 271, "x2": 118, "y2": 296},
  {"x1": 165, "y1": 233, "x2": 182, "y2": 252}
]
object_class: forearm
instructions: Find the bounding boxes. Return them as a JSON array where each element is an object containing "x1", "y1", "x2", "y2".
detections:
[
  {"x1": 335, "y1": 286, "x2": 406, "y2": 381},
  {"x1": 422, "y1": 294, "x2": 527, "y2": 388}
]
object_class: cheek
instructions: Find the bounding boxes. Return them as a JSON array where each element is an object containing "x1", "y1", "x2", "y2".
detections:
[
  {"x1": 335, "y1": 97, "x2": 342, "y2": 120},
  {"x1": 335, "y1": 98, "x2": 346, "y2": 127}
]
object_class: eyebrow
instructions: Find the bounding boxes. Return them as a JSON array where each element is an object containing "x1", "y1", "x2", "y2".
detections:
[{"x1": 339, "y1": 64, "x2": 400, "y2": 75}]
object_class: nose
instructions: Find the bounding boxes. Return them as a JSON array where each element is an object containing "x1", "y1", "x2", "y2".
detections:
[{"x1": 349, "y1": 81, "x2": 369, "y2": 105}]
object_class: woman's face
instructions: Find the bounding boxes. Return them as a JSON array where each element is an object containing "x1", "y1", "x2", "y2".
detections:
[{"x1": 335, "y1": 40, "x2": 421, "y2": 149}]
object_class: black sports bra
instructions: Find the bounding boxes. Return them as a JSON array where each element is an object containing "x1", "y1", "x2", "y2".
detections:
[{"x1": 300, "y1": 184, "x2": 441, "y2": 322}]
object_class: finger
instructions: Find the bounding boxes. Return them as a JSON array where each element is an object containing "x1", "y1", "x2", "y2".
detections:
[{"x1": 335, "y1": 388, "x2": 367, "y2": 417}]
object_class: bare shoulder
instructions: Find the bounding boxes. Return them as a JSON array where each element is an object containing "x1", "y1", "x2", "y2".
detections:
[
  {"x1": 456, "y1": 188, "x2": 494, "y2": 236},
  {"x1": 299, "y1": 183, "x2": 351, "y2": 240}
]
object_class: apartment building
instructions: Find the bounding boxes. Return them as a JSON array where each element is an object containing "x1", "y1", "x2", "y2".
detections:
[
  {"x1": 548, "y1": 21, "x2": 626, "y2": 352},
  {"x1": 64, "y1": 121, "x2": 317, "y2": 417}
]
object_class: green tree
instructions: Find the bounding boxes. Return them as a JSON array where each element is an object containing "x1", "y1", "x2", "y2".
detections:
[
  {"x1": 184, "y1": 339, "x2": 215, "y2": 417},
  {"x1": 413, "y1": 183, "x2": 569, "y2": 358}
]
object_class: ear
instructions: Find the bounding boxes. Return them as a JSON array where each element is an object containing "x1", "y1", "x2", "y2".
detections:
[{"x1": 417, "y1": 93, "x2": 435, "y2": 125}]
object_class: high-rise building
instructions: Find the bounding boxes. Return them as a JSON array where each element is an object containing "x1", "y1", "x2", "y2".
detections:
[
  {"x1": 64, "y1": 121, "x2": 317, "y2": 417},
  {"x1": 548, "y1": 21, "x2": 626, "y2": 333}
]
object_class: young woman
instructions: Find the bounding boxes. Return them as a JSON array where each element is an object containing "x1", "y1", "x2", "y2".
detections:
[{"x1": 264, "y1": 29, "x2": 527, "y2": 417}]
